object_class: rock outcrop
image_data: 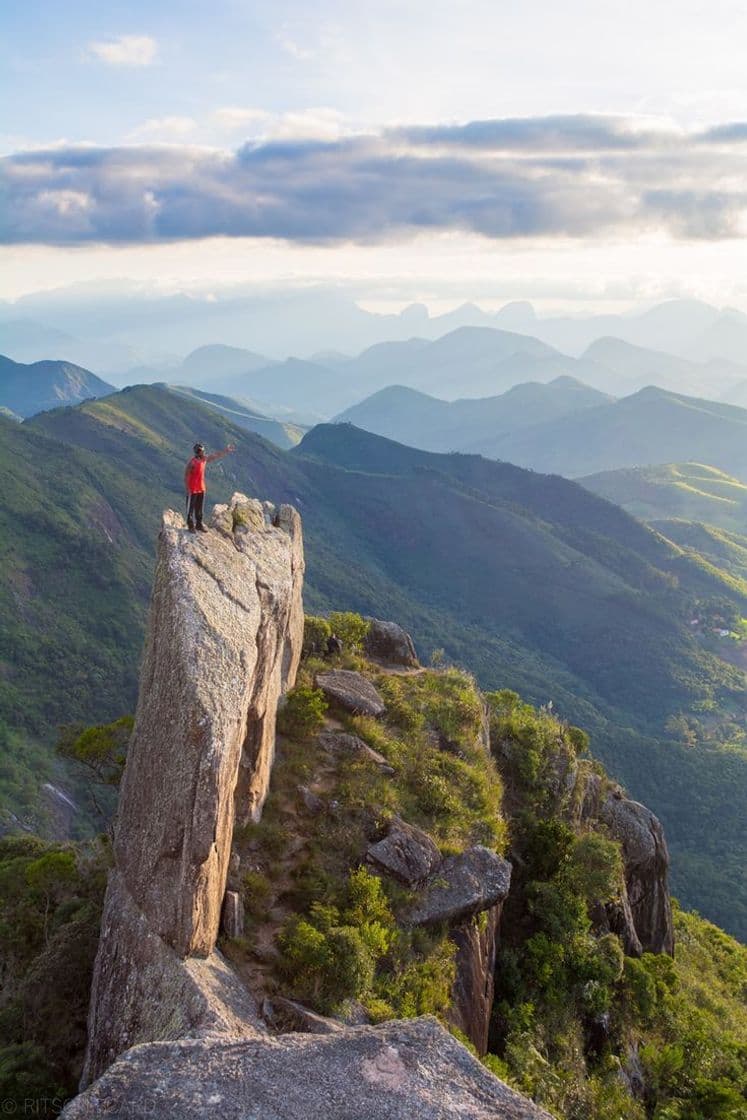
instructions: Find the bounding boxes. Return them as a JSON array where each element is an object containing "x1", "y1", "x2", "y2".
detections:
[
  {"x1": 364, "y1": 618, "x2": 419, "y2": 666},
  {"x1": 65, "y1": 1017, "x2": 553, "y2": 1120},
  {"x1": 366, "y1": 816, "x2": 442, "y2": 886},
  {"x1": 318, "y1": 730, "x2": 395, "y2": 774},
  {"x1": 600, "y1": 795, "x2": 675, "y2": 955},
  {"x1": 316, "y1": 669, "x2": 386, "y2": 716},
  {"x1": 81, "y1": 495, "x2": 303, "y2": 1086},
  {"x1": 408, "y1": 846, "x2": 512, "y2": 926}
]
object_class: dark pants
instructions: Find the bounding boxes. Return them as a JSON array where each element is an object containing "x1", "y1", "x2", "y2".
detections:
[{"x1": 187, "y1": 491, "x2": 205, "y2": 528}]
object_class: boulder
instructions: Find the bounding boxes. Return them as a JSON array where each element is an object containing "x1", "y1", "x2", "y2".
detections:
[
  {"x1": 364, "y1": 619, "x2": 419, "y2": 666},
  {"x1": 408, "y1": 847, "x2": 512, "y2": 926},
  {"x1": 315, "y1": 670, "x2": 386, "y2": 717},
  {"x1": 318, "y1": 730, "x2": 395, "y2": 774},
  {"x1": 63, "y1": 1017, "x2": 553, "y2": 1120},
  {"x1": 366, "y1": 817, "x2": 442, "y2": 886},
  {"x1": 600, "y1": 796, "x2": 674, "y2": 955}
]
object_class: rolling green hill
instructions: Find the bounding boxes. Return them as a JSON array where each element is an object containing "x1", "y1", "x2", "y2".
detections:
[
  {"x1": 5, "y1": 388, "x2": 747, "y2": 936},
  {"x1": 580, "y1": 462, "x2": 747, "y2": 534}
]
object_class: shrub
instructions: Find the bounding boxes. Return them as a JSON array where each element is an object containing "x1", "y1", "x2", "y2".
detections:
[
  {"x1": 302, "y1": 615, "x2": 331, "y2": 657},
  {"x1": 277, "y1": 686, "x2": 328, "y2": 739},
  {"x1": 327, "y1": 611, "x2": 370, "y2": 650}
]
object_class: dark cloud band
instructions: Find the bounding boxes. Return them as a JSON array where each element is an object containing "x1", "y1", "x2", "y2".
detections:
[{"x1": 1, "y1": 114, "x2": 746, "y2": 246}]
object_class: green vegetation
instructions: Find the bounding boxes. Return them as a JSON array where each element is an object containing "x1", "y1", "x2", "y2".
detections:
[
  {"x1": 228, "y1": 651, "x2": 505, "y2": 1024},
  {"x1": 486, "y1": 693, "x2": 747, "y2": 1120},
  {"x1": 581, "y1": 463, "x2": 747, "y2": 535},
  {"x1": 0, "y1": 387, "x2": 743, "y2": 935},
  {"x1": 276, "y1": 686, "x2": 328, "y2": 740},
  {"x1": 0, "y1": 834, "x2": 108, "y2": 1114}
]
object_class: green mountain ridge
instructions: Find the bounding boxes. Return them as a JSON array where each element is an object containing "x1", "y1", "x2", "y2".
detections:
[{"x1": 3, "y1": 386, "x2": 746, "y2": 937}]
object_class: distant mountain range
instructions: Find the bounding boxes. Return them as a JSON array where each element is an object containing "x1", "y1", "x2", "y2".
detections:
[
  {"x1": 336, "y1": 376, "x2": 612, "y2": 452},
  {"x1": 0, "y1": 354, "x2": 114, "y2": 418},
  {"x1": 151, "y1": 326, "x2": 746, "y2": 421},
  {"x1": 465, "y1": 386, "x2": 747, "y2": 481},
  {"x1": 4, "y1": 289, "x2": 747, "y2": 379}
]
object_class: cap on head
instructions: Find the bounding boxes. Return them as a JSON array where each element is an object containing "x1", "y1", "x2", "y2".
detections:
[{"x1": 193, "y1": 443, "x2": 205, "y2": 456}]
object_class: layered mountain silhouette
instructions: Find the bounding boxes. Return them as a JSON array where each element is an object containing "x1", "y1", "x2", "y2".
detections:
[
  {"x1": 336, "y1": 377, "x2": 612, "y2": 452},
  {"x1": 0, "y1": 354, "x2": 114, "y2": 418}
]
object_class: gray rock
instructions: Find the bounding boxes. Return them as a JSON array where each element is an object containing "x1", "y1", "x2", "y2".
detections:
[
  {"x1": 318, "y1": 730, "x2": 395, "y2": 774},
  {"x1": 364, "y1": 618, "x2": 419, "y2": 666},
  {"x1": 221, "y1": 891, "x2": 244, "y2": 939},
  {"x1": 366, "y1": 817, "x2": 442, "y2": 886},
  {"x1": 315, "y1": 670, "x2": 386, "y2": 717},
  {"x1": 297, "y1": 785, "x2": 325, "y2": 814},
  {"x1": 600, "y1": 796, "x2": 674, "y2": 955},
  {"x1": 81, "y1": 871, "x2": 263, "y2": 1087},
  {"x1": 81, "y1": 494, "x2": 302, "y2": 1085},
  {"x1": 408, "y1": 847, "x2": 512, "y2": 926},
  {"x1": 63, "y1": 1017, "x2": 553, "y2": 1120}
]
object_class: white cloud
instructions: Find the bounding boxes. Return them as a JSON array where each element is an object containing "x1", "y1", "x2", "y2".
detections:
[
  {"x1": 129, "y1": 117, "x2": 198, "y2": 141},
  {"x1": 211, "y1": 108, "x2": 271, "y2": 132},
  {"x1": 87, "y1": 34, "x2": 158, "y2": 67}
]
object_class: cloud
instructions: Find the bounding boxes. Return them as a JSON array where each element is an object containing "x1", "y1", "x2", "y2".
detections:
[
  {"x1": 2, "y1": 114, "x2": 747, "y2": 246},
  {"x1": 128, "y1": 117, "x2": 198, "y2": 141},
  {"x1": 87, "y1": 34, "x2": 157, "y2": 67}
]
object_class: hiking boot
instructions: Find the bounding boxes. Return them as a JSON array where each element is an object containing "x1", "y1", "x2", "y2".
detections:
[
  {"x1": 196, "y1": 524, "x2": 209, "y2": 533},
  {"x1": 187, "y1": 524, "x2": 196, "y2": 534}
]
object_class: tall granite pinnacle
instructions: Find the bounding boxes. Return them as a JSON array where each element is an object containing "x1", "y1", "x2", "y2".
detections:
[{"x1": 81, "y1": 494, "x2": 304, "y2": 1085}]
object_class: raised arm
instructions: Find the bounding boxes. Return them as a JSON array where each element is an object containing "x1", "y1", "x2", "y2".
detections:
[{"x1": 205, "y1": 444, "x2": 236, "y2": 463}]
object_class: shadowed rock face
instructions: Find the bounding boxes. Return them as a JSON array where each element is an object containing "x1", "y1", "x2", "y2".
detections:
[
  {"x1": 600, "y1": 796, "x2": 675, "y2": 956},
  {"x1": 65, "y1": 1018, "x2": 554, "y2": 1120},
  {"x1": 81, "y1": 494, "x2": 303, "y2": 1086},
  {"x1": 364, "y1": 618, "x2": 419, "y2": 666},
  {"x1": 449, "y1": 906, "x2": 502, "y2": 1056}
]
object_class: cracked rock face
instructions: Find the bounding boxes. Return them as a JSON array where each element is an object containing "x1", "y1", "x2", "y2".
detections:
[
  {"x1": 81, "y1": 494, "x2": 303, "y2": 1086},
  {"x1": 64, "y1": 1017, "x2": 553, "y2": 1120}
]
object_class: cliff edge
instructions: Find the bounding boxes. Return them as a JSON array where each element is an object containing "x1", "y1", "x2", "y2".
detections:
[{"x1": 81, "y1": 494, "x2": 304, "y2": 1086}]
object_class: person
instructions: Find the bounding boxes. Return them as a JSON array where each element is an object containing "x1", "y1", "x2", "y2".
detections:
[
  {"x1": 184, "y1": 441, "x2": 236, "y2": 532},
  {"x1": 325, "y1": 632, "x2": 343, "y2": 657}
]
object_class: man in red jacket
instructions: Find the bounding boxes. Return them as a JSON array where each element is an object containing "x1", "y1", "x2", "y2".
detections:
[{"x1": 184, "y1": 441, "x2": 236, "y2": 532}]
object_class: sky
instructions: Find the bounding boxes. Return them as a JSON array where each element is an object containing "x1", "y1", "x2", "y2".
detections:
[{"x1": 3, "y1": 0, "x2": 747, "y2": 312}]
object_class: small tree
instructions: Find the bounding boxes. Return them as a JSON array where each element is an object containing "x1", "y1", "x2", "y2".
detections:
[
  {"x1": 327, "y1": 611, "x2": 370, "y2": 651},
  {"x1": 56, "y1": 716, "x2": 133, "y2": 829}
]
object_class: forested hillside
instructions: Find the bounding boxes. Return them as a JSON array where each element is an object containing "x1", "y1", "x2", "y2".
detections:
[{"x1": 2, "y1": 388, "x2": 744, "y2": 936}]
